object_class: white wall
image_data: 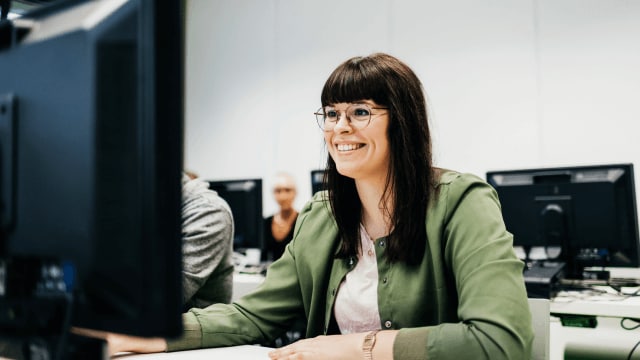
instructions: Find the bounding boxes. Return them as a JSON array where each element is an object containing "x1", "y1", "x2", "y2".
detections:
[{"x1": 184, "y1": 0, "x2": 640, "y2": 218}]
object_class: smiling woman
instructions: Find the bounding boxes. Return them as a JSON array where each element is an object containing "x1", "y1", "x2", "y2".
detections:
[
  {"x1": 96, "y1": 53, "x2": 534, "y2": 360},
  {"x1": 319, "y1": 53, "x2": 434, "y2": 260}
]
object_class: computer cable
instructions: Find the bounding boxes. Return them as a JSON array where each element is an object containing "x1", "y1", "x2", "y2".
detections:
[
  {"x1": 621, "y1": 318, "x2": 640, "y2": 331},
  {"x1": 620, "y1": 318, "x2": 640, "y2": 360},
  {"x1": 627, "y1": 339, "x2": 640, "y2": 360},
  {"x1": 608, "y1": 277, "x2": 640, "y2": 295}
]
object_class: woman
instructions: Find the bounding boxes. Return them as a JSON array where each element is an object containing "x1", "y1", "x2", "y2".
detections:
[
  {"x1": 96, "y1": 53, "x2": 533, "y2": 359},
  {"x1": 263, "y1": 172, "x2": 299, "y2": 262}
]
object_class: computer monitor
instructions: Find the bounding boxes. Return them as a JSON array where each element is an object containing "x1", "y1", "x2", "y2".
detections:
[
  {"x1": 0, "y1": 0, "x2": 184, "y2": 357},
  {"x1": 208, "y1": 179, "x2": 264, "y2": 251},
  {"x1": 487, "y1": 164, "x2": 640, "y2": 279},
  {"x1": 311, "y1": 169, "x2": 327, "y2": 195}
]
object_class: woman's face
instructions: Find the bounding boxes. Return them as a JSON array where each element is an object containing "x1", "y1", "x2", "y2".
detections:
[{"x1": 324, "y1": 101, "x2": 390, "y2": 183}]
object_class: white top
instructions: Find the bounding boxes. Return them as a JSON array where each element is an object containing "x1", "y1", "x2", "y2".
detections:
[{"x1": 333, "y1": 225, "x2": 382, "y2": 334}]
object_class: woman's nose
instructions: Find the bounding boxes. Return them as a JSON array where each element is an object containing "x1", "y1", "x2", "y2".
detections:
[{"x1": 333, "y1": 112, "x2": 352, "y2": 132}]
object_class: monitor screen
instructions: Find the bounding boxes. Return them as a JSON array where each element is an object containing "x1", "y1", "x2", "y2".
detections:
[
  {"x1": 208, "y1": 179, "x2": 264, "y2": 251},
  {"x1": 487, "y1": 164, "x2": 640, "y2": 278},
  {"x1": 0, "y1": 0, "x2": 184, "y2": 355}
]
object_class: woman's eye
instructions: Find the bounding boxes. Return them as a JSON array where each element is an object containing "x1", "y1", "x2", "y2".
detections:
[
  {"x1": 326, "y1": 110, "x2": 338, "y2": 119},
  {"x1": 353, "y1": 107, "x2": 370, "y2": 117}
]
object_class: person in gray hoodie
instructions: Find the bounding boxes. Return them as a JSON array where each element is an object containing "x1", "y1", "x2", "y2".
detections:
[{"x1": 181, "y1": 174, "x2": 234, "y2": 310}]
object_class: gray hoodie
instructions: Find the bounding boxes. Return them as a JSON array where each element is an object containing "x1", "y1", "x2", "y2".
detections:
[{"x1": 181, "y1": 174, "x2": 234, "y2": 310}]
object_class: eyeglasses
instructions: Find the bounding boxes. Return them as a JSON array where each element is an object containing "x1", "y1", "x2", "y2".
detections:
[{"x1": 314, "y1": 104, "x2": 388, "y2": 131}]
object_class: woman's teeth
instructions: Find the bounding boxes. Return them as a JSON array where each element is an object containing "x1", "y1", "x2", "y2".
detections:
[{"x1": 337, "y1": 144, "x2": 363, "y2": 151}]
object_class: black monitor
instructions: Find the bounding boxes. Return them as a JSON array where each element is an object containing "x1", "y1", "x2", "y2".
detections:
[
  {"x1": 487, "y1": 164, "x2": 640, "y2": 279},
  {"x1": 0, "y1": 0, "x2": 184, "y2": 357},
  {"x1": 311, "y1": 169, "x2": 327, "y2": 195},
  {"x1": 208, "y1": 179, "x2": 264, "y2": 251}
]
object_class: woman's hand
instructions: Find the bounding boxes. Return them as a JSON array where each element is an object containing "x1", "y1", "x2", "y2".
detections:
[
  {"x1": 268, "y1": 333, "x2": 363, "y2": 360},
  {"x1": 268, "y1": 330, "x2": 397, "y2": 360},
  {"x1": 71, "y1": 327, "x2": 167, "y2": 356}
]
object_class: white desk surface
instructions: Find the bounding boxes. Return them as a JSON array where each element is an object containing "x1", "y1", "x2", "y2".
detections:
[
  {"x1": 551, "y1": 289, "x2": 640, "y2": 318},
  {"x1": 114, "y1": 345, "x2": 272, "y2": 359},
  {"x1": 549, "y1": 277, "x2": 640, "y2": 359},
  {"x1": 550, "y1": 316, "x2": 640, "y2": 360}
]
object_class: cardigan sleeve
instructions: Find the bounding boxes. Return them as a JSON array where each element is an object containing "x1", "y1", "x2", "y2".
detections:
[
  {"x1": 166, "y1": 243, "x2": 308, "y2": 351},
  {"x1": 166, "y1": 197, "x2": 330, "y2": 352},
  {"x1": 393, "y1": 172, "x2": 533, "y2": 359}
]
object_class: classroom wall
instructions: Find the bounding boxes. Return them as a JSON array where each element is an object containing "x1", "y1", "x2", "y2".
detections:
[{"x1": 184, "y1": 0, "x2": 640, "y2": 218}]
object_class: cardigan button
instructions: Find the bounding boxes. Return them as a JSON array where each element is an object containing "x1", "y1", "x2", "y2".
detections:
[
  {"x1": 384, "y1": 320, "x2": 392, "y2": 328},
  {"x1": 379, "y1": 240, "x2": 385, "y2": 247},
  {"x1": 382, "y1": 277, "x2": 388, "y2": 284}
]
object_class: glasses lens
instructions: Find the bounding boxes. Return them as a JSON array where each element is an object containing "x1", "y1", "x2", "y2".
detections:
[
  {"x1": 348, "y1": 105, "x2": 372, "y2": 125},
  {"x1": 325, "y1": 109, "x2": 338, "y2": 121},
  {"x1": 316, "y1": 107, "x2": 340, "y2": 130}
]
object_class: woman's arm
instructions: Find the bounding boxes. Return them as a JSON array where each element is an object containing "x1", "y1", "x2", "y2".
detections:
[{"x1": 107, "y1": 334, "x2": 167, "y2": 355}]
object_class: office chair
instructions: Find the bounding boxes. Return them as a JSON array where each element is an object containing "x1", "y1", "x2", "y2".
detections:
[{"x1": 528, "y1": 298, "x2": 551, "y2": 360}]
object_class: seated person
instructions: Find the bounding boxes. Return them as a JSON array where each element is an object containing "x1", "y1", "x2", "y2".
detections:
[
  {"x1": 263, "y1": 172, "x2": 298, "y2": 262},
  {"x1": 181, "y1": 173, "x2": 234, "y2": 310},
  {"x1": 77, "y1": 53, "x2": 533, "y2": 360}
]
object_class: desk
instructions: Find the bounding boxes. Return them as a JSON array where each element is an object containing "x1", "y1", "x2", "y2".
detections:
[
  {"x1": 114, "y1": 345, "x2": 272, "y2": 359},
  {"x1": 550, "y1": 316, "x2": 640, "y2": 360},
  {"x1": 551, "y1": 288, "x2": 640, "y2": 318},
  {"x1": 112, "y1": 322, "x2": 636, "y2": 360},
  {"x1": 549, "y1": 284, "x2": 640, "y2": 359}
]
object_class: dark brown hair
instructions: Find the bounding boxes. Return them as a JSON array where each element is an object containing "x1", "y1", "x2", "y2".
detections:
[{"x1": 321, "y1": 53, "x2": 435, "y2": 265}]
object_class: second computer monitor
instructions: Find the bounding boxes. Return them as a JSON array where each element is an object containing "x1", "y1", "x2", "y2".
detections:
[
  {"x1": 487, "y1": 163, "x2": 640, "y2": 278},
  {"x1": 208, "y1": 179, "x2": 264, "y2": 251}
]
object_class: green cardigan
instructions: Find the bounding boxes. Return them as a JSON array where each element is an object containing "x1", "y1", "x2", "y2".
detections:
[{"x1": 168, "y1": 170, "x2": 534, "y2": 359}]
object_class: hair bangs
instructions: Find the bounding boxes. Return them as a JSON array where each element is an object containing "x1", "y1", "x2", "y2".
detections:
[{"x1": 321, "y1": 57, "x2": 389, "y2": 106}]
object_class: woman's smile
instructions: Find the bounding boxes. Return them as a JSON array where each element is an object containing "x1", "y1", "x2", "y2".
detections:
[{"x1": 336, "y1": 143, "x2": 365, "y2": 152}]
